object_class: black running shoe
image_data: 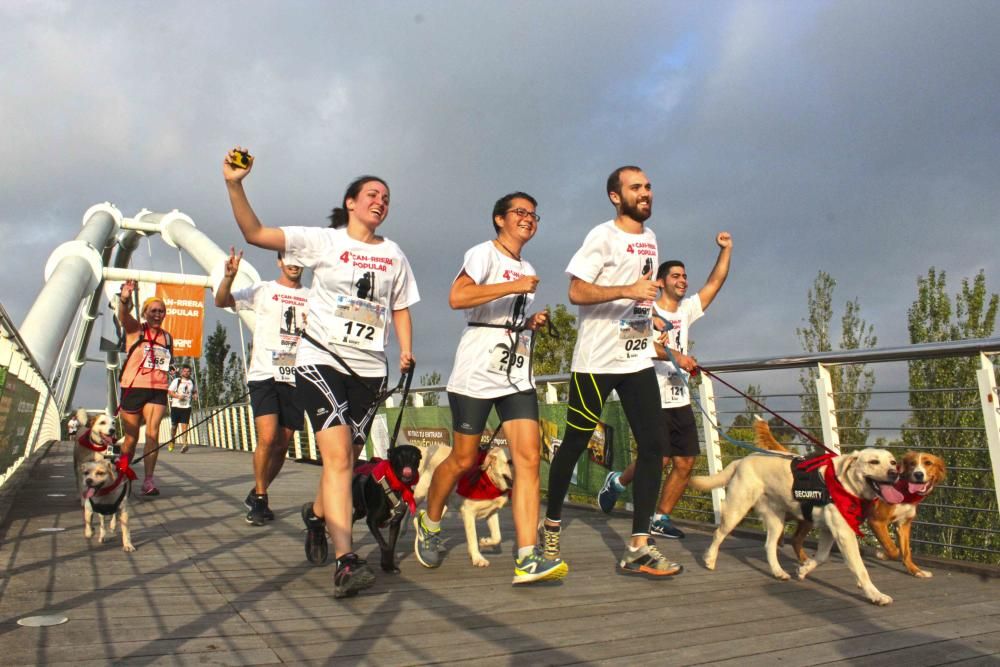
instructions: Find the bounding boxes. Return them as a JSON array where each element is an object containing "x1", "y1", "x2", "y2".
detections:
[
  {"x1": 245, "y1": 491, "x2": 273, "y2": 526},
  {"x1": 301, "y1": 502, "x2": 328, "y2": 565},
  {"x1": 244, "y1": 489, "x2": 275, "y2": 521},
  {"x1": 333, "y1": 553, "x2": 376, "y2": 599}
]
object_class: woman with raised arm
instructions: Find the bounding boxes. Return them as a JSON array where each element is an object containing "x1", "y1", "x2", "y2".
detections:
[
  {"x1": 117, "y1": 280, "x2": 172, "y2": 496},
  {"x1": 413, "y1": 192, "x2": 569, "y2": 584},
  {"x1": 223, "y1": 148, "x2": 420, "y2": 598}
]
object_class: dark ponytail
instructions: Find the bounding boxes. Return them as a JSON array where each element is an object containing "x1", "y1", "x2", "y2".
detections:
[{"x1": 328, "y1": 175, "x2": 390, "y2": 228}]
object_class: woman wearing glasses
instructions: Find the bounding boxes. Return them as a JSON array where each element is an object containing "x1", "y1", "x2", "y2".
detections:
[
  {"x1": 413, "y1": 192, "x2": 569, "y2": 584},
  {"x1": 117, "y1": 281, "x2": 173, "y2": 496}
]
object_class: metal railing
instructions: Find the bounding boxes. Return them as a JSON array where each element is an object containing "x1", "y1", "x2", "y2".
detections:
[
  {"x1": 189, "y1": 336, "x2": 1000, "y2": 566},
  {"x1": 0, "y1": 303, "x2": 61, "y2": 486}
]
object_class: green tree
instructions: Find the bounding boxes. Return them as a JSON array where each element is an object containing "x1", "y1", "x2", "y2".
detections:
[
  {"x1": 796, "y1": 271, "x2": 877, "y2": 447},
  {"x1": 905, "y1": 268, "x2": 998, "y2": 563},
  {"x1": 198, "y1": 322, "x2": 232, "y2": 407},
  {"x1": 417, "y1": 371, "x2": 442, "y2": 406},
  {"x1": 532, "y1": 304, "x2": 577, "y2": 400}
]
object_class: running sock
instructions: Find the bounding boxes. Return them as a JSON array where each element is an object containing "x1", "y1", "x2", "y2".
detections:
[
  {"x1": 422, "y1": 515, "x2": 441, "y2": 532},
  {"x1": 653, "y1": 513, "x2": 670, "y2": 522},
  {"x1": 611, "y1": 474, "x2": 626, "y2": 492},
  {"x1": 517, "y1": 545, "x2": 535, "y2": 560}
]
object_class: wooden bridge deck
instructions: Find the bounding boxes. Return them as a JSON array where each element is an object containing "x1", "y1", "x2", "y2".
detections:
[{"x1": 1, "y1": 443, "x2": 997, "y2": 666}]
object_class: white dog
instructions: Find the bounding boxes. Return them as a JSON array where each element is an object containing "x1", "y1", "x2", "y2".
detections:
[
  {"x1": 689, "y1": 448, "x2": 900, "y2": 605},
  {"x1": 413, "y1": 443, "x2": 513, "y2": 567},
  {"x1": 80, "y1": 458, "x2": 136, "y2": 552},
  {"x1": 73, "y1": 411, "x2": 116, "y2": 506}
]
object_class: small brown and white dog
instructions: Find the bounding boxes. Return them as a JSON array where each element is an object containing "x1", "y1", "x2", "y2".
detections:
[
  {"x1": 413, "y1": 443, "x2": 513, "y2": 567},
  {"x1": 689, "y1": 441, "x2": 901, "y2": 605},
  {"x1": 752, "y1": 419, "x2": 947, "y2": 578},
  {"x1": 80, "y1": 458, "x2": 136, "y2": 552},
  {"x1": 73, "y1": 411, "x2": 116, "y2": 506}
]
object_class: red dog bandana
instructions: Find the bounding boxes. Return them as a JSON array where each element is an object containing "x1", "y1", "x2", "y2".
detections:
[{"x1": 456, "y1": 450, "x2": 508, "y2": 501}]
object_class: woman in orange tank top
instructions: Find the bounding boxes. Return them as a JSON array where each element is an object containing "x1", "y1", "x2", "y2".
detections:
[{"x1": 118, "y1": 279, "x2": 173, "y2": 496}]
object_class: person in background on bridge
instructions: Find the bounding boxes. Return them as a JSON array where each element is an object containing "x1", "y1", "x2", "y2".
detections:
[
  {"x1": 597, "y1": 232, "x2": 733, "y2": 539},
  {"x1": 214, "y1": 247, "x2": 308, "y2": 526},
  {"x1": 117, "y1": 280, "x2": 172, "y2": 496},
  {"x1": 223, "y1": 147, "x2": 419, "y2": 599},
  {"x1": 167, "y1": 364, "x2": 198, "y2": 453},
  {"x1": 413, "y1": 192, "x2": 568, "y2": 584},
  {"x1": 66, "y1": 412, "x2": 80, "y2": 439}
]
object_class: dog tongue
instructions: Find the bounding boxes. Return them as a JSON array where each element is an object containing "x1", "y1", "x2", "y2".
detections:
[
  {"x1": 878, "y1": 482, "x2": 904, "y2": 504},
  {"x1": 908, "y1": 482, "x2": 930, "y2": 495},
  {"x1": 401, "y1": 466, "x2": 413, "y2": 480},
  {"x1": 83, "y1": 488, "x2": 96, "y2": 500}
]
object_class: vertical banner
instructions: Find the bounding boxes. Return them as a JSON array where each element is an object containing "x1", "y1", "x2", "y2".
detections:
[{"x1": 157, "y1": 284, "x2": 206, "y2": 358}]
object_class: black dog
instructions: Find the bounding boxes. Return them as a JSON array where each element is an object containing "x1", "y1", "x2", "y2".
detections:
[{"x1": 351, "y1": 444, "x2": 422, "y2": 573}]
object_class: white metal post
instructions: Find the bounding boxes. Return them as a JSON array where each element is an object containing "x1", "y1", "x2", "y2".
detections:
[
  {"x1": 815, "y1": 364, "x2": 841, "y2": 454},
  {"x1": 697, "y1": 376, "x2": 726, "y2": 524},
  {"x1": 546, "y1": 382, "x2": 559, "y2": 404},
  {"x1": 976, "y1": 352, "x2": 1000, "y2": 509}
]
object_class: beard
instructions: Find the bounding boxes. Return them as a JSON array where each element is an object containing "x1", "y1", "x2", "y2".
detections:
[{"x1": 621, "y1": 198, "x2": 652, "y2": 222}]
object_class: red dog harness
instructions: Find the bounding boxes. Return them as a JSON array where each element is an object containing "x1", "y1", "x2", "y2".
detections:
[
  {"x1": 77, "y1": 430, "x2": 109, "y2": 453},
  {"x1": 796, "y1": 454, "x2": 871, "y2": 537},
  {"x1": 457, "y1": 450, "x2": 508, "y2": 501},
  {"x1": 355, "y1": 458, "x2": 418, "y2": 516},
  {"x1": 86, "y1": 457, "x2": 137, "y2": 516}
]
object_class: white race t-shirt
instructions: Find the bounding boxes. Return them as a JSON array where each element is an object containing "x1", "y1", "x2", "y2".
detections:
[
  {"x1": 446, "y1": 241, "x2": 536, "y2": 398},
  {"x1": 566, "y1": 220, "x2": 659, "y2": 374},
  {"x1": 283, "y1": 226, "x2": 420, "y2": 377},
  {"x1": 232, "y1": 281, "x2": 309, "y2": 383},
  {"x1": 168, "y1": 377, "x2": 196, "y2": 408},
  {"x1": 653, "y1": 295, "x2": 704, "y2": 408}
]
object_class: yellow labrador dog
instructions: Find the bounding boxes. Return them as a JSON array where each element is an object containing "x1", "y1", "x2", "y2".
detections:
[
  {"x1": 413, "y1": 443, "x2": 513, "y2": 567},
  {"x1": 689, "y1": 448, "x2": 900, "y2": 605}
]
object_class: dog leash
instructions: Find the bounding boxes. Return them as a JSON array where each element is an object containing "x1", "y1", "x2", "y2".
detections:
[
  {"x1": 129, "y1": 389, "x2": 250, "y2": 466},
  {"x1": 660, "y1": 344, "x2": 795, "y2": 458}
]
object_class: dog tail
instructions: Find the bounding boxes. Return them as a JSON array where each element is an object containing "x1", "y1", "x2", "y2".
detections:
[
  {"x1": 688, "y1": 459, "x2": 741, "y2": 492},
  {"x1": 753, "y1": 416, "x2": 792, "y2": 453}
]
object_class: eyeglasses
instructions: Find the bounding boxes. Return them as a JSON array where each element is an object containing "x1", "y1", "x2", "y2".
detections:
[{"x1": 506, "y1": 207, "x2": 540, "y2": 223}]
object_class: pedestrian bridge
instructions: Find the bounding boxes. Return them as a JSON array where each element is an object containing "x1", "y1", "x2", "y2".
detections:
[
  {"x1": 1, "y1": 205, "x2": 998, "y2": 664},
  {"x1": 1, "y1": 441, "x2": 997, "y2": 666}
]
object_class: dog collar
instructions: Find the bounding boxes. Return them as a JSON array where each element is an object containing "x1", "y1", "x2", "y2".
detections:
[{"x1": 77, "y1": 431, "x2": 108, "y2": 452}]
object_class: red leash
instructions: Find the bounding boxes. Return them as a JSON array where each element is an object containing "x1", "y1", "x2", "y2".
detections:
[{"x1": 698, "y1": 366, "x2": 835, "y2": 455}]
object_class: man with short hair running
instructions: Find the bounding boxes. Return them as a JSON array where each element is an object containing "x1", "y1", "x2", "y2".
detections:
[
  {"x1": 215, "y1": 248, "x2": 308, "y2": 526},
  {"x1": 598, "y1": 233, "x2": 733, "y2": 539},
  {"x1": 167, "y1": 364, "x2": 197, "y2": 452},
  {"x1": 543, "y1": 166, "x2": 682, "y2": 578}
]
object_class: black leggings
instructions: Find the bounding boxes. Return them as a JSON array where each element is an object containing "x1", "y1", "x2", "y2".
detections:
[{"x1": 546, "y1": 368, "x2": 664, "y2": 536}]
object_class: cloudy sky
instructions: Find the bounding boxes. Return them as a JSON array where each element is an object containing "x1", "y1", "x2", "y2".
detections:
[{"x1": 2, "y1": 1, "x2": 998, "y2": 411}]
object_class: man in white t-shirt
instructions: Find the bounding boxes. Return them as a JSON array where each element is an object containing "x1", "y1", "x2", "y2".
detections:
[
  {"x1": 597, "y1": 233, "x2": 733, "y2": 539},
  {"x1": 543, "y1": 165, "x2": 684, "y2": 579},
  {"x1": 215, "y1": 248, "x2": 308, "y2": 526},
  {"x1": 167, "y1": 365, "x2": 198, "y2": 452}
]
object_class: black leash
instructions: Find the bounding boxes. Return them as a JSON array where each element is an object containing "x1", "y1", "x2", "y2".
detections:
[{"x1": 130, "y1": 389, "x2": 251, "y2": 465}]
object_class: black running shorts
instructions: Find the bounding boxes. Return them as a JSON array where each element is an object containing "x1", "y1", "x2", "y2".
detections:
[
  {"x1": 447, "y1": 389, "x2": 539, "y2": 435},
  {"x1": 294, "y1": 364, "x2": 386, "y2": 445},
  {"x1": 170, "y1": 406, "x2": 192, "y2": 425},
  {"x1": 249, "y1": 378, "x2": 304, "y2": 431},
  {"x1": 661, "y1": 404, "x2": 700, "y2": 457},
  {"x1": 119, "y1": 388, "x2": 168, "y2": 414}
]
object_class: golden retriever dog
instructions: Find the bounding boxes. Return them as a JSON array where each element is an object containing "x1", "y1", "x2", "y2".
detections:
[
  {"x1": 689, "y1": 445, "x2": 901, "y2": 605},
  {"x1": 413, "y1": 443, "x2": 513, "y2": 567},
  {"x1": 73, "y1": 412, "x2": 116, "y2": 506},
  {"x1": 752, "y1": 419, "x2": 947, "y2": 578},
  {"x1": 80, "y1": 459, "x2": 135, "y2": 552}
]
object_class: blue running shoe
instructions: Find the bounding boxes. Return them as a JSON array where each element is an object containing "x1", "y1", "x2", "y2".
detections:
[
  {"x1": 650, "y1": 516, "x2": 685, "y2": 539},
  {"x1": 513, "y1": 548, "x2": 569, "y2": 584},
  {"x1": 414, "y1": 510, "x2": 444, "y2": 568},
  {"x1": 598, "y1": 471, "x2": 623, "y2": 514}
]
